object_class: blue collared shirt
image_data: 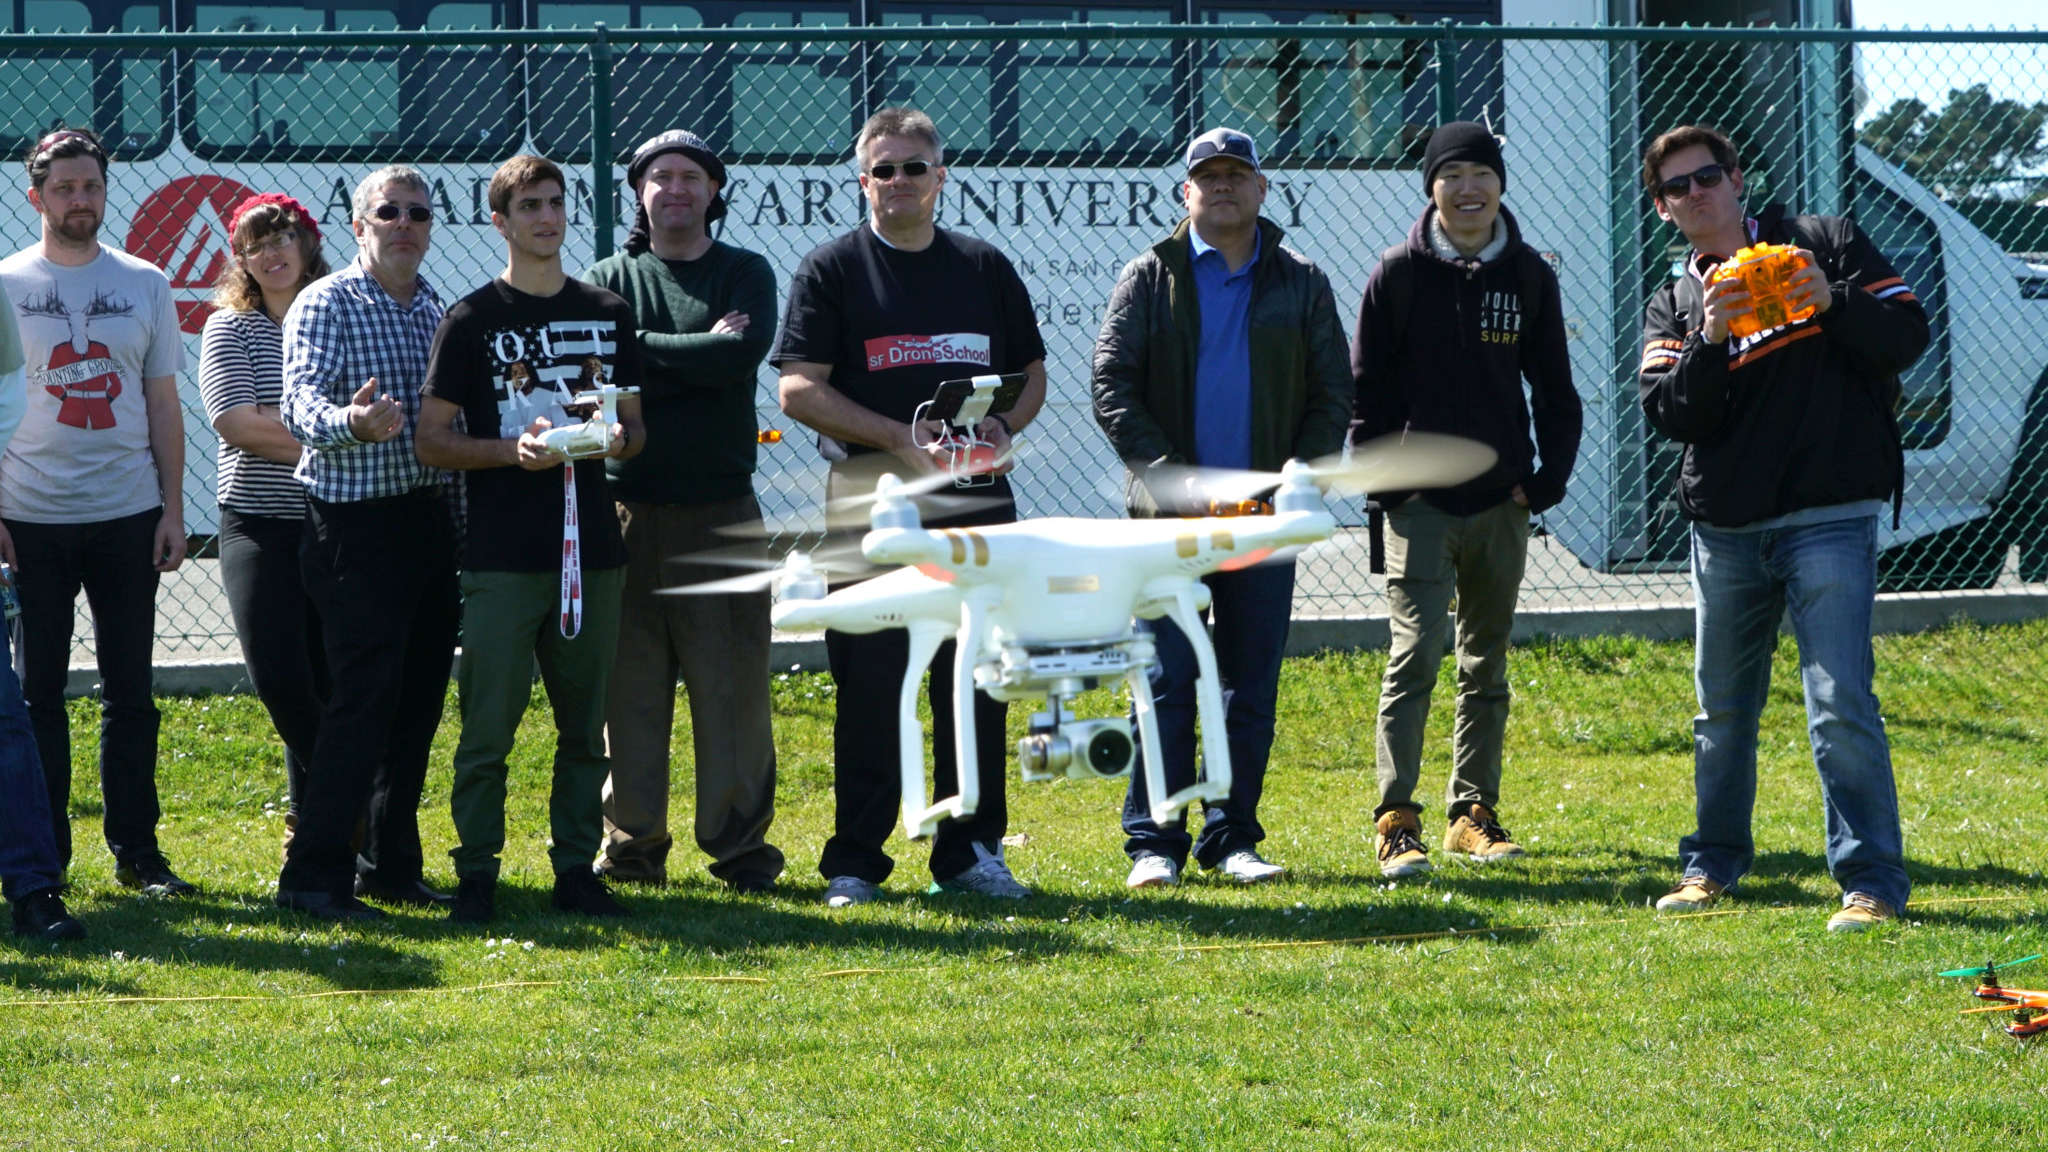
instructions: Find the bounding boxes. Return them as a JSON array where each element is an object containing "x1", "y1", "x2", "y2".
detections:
[
  {"x1": 1189, "y1": 224, "x2": 1260, "y2": 469},
  {"x1": 280, "y1": 258, "x2": 446, "y2": 503}
]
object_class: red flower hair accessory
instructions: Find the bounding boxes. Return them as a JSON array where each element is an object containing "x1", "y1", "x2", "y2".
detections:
[{"x1": 227, "y1": 192, "x2": 321, "y2": 245}]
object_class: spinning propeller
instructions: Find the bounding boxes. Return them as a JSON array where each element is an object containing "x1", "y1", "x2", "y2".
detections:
[
  {"x1": 821, "y1": 438, "x2": 1031, "y2": 518},
  {"x1": 1148, "y1": 430, "x2": 1500, "y2": 506},
  {"x1": 1938, "y1": 955, "x2": 2042, "y2": 980},
  {"x1": 657, "y1": 549, "x2": 840, "y2": 598}
]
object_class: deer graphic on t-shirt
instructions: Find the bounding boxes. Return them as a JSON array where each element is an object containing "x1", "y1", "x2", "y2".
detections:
[{"x1": 21, "y1": 285, "x2": 131, "y2": 430}]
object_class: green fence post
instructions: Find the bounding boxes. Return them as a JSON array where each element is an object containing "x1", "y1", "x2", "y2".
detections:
[
  {"x1": 1435, "y1": 20, "x2": 1457, "y2": 125},
  {"x1": 590, "y1": 21, "x2": 615, "y2": 260}
]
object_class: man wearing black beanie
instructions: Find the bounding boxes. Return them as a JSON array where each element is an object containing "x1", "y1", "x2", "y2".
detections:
[
  {"x1": 585, "y1": 129, "x2": 787, "y2": 894},
  {"x1": 1352, "y1": 121, "x2": 1581, "y2": 879}
]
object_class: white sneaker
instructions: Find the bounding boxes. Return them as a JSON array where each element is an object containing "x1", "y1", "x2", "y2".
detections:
[
  {"x1": 936, "y1": 845, "x2": 1031, "y2": 899},
  {"x1": 1125, "y1": 854, "x2": 1181, "y2": 889},
  {"x1": 824, "y1": 875, "x2": 881, "y2": 908},
  {"x1": 1213, "y1": 849, "x2": 1286, "y2": 884}
]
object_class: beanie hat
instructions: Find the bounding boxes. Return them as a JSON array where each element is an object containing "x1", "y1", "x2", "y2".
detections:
[
  {"x1": 1421, "y1": 122, "x2": 1505, "y2": 194},
  {"x1": 226, "y1": 192, "x2": 321, "y2": 246},
  {"x1": 627, "y1": 129, "x2": 725, "y2": 190},
  {"x1": 624, "y1": 129, "x2": 726, "y2": 253}
]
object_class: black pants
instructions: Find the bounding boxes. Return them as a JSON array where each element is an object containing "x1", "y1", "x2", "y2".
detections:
[
  {"x1": 6, "y1": 507, "x2": 162, "y2": 869},
  {"x1": 218, "y1": 507, "x2": 327, "y2": 819},
  {"x1": 821, "y1": 628, "x2": 1010, "y2": 884},
  {"x1": 278, "y1": 490, "x2": 458, "y2": 899}
]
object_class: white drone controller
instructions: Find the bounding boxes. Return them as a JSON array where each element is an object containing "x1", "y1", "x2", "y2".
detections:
[
  {"x1": 537, "y1": 384, "x2": 639, "y2": 460},
  {"x1": 913, "y1": 373, "x2": 1026, "y2": 488}
]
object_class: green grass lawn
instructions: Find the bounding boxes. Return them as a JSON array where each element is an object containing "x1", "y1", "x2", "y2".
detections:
[{"x1": 5, "y1": 619, "x2": 2046, "y2": 1149}]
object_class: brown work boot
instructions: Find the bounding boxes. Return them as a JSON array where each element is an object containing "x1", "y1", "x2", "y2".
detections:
[
  {"x1": 1826, "y1": 891, "x2": 1897, "y2": 933},
  {"x1": 1374, "y1": 809, "x2": 1432, "y2": 878},
  {"x1": 1653, "y1": 875, "x2": 1727, "y2": 913},
  {"x1": 1443, "y1": 803, "x2": 1526, "y2": 862}
]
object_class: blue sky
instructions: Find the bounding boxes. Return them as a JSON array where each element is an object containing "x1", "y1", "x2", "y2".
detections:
[
  {"x1": 1852, "y1": 1, "x2": 2047, "y2": 123},
  {"x1": 1856, "y1": 0, "x2": 2042, "y2": 29}
]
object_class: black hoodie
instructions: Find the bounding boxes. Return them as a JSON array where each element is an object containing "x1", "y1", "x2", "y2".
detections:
[{"x1": 1350, "y1": 205, "x2": 1581, "y2": 515}]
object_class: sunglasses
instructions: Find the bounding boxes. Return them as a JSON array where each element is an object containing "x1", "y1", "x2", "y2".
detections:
[
  {"x1": 866, "y1": 160, "x2": 933, "y2": 181},
  {"x1": 372, "y1": 202, "x2": 432, "y2": 223},
  {"x1": 1656, "y1": 163, "x2": 1729, "y2": 201}
]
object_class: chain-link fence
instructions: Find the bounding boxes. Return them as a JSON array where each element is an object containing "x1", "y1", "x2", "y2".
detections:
[{"x1": 3, "y1": 19, "x2": 2046, "y2": 667}]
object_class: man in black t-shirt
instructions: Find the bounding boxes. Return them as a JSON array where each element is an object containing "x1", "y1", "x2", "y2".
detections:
[
  {"x1": 416, "y1": 155, "x2": 646, "y2": 924},
  {"x1": 773, "y1": 106, "x2": 1047, "y2": 908}
]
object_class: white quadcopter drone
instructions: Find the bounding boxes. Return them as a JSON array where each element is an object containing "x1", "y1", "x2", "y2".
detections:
[{"x1": 685, "y1": 379, "x2": 1496, "y2": 841}]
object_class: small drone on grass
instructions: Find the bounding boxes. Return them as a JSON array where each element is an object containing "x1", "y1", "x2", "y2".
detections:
[{"x1": 1941, "y1": 954, "x2": 2048, "y2": 1037}]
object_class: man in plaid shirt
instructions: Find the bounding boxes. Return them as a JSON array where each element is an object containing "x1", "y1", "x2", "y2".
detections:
[{"x1": 275, "y1": 164, "x2": 459, "y2": 921}]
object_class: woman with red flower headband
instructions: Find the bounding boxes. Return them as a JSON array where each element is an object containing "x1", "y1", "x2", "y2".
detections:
[{"x1": 197, "y1": 192, "x2": 330, "y2": 850}]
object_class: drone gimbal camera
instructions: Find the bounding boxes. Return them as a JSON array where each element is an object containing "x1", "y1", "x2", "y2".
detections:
[
  {"x1": 914, "y1": 373, "x2": 1026, "y2": 488},
  {"x1": 1018, "y1": 703, "x2": 1137, "y2": 782},
  {"x1": 537, "y1": 384, "x2": 639, "y2": 460},
  {"x1": 982, "y1": 633, "x2": 1154, "y2": 784}
]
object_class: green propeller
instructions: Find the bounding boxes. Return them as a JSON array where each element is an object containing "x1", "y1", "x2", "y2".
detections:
[{"x1": 1939, "y1": 954, "x2": 2043, "y2": 979}]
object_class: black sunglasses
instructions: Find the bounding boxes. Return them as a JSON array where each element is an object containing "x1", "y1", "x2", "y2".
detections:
[
  {"x1": 1656, "y1": 163, "x2": 1729, "y2": 201},
  {"x1": 866, "y1": 160, "x2": 933, "y2": 181},
  {"x1": 372, "y1": 202, "x2": 432, "y2": 223}
]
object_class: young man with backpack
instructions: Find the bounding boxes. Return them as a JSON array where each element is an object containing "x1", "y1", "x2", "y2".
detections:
[
  {"x1": 1637, "y1": 125, "x2": 1925, "y2": 931},
  {"x1": 1351, "y1": 121, "x2": 1581, "y2": 879}
]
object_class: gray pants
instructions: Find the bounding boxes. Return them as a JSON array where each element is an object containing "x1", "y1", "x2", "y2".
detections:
[
  {"x1": 1375, "y1": 497, "x2": 1530, "y2": 821},
  {"x1": 599, "y1": 495, "x2": 784, "y2": 885}
]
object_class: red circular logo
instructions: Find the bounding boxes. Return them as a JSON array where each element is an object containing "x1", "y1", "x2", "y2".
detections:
[{"x1": 127, "y1": 175, "x2": 262, "y2": 334}]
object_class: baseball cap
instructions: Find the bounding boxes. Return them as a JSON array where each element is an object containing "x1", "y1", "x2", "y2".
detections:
[{"x1": 1184, "y1": 128, "x2": 1261, "y2": 176}]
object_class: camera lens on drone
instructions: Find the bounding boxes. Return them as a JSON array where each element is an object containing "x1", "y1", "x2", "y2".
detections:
[{"x1": 1085, "y1": 726, "x2": 1134, "y2": 776}]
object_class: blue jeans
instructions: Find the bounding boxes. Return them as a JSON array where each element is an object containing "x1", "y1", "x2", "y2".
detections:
[
  {"x1": 1684, "y1": 515, "x2": 1909, "y2": 910},
  {"x1": 0, "y1": 620, "x2": 64, "y2": 903},
  {"x1": 1122, "y1": 561, "x2": 1295, "y2": 868}
]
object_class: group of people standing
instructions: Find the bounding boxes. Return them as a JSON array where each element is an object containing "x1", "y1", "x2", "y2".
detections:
[{"x1": 2, "y1": 107, "x2": 1923, "y2": 943}]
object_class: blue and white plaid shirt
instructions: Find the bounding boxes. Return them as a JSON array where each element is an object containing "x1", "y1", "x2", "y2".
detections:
[{"x1": 281, "y1": 257, "x2": 446, "y2": 503}]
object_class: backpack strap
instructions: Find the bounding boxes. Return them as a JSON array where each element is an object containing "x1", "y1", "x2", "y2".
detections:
[
  {"x1": 1361, "y1": 245, "x2": 1412, "y2": 574},
  {"x1": 1515, "y1": 245, "x2": 1547, "y2": 337},
  {"x1": 1378, "y1": 243, "x2": 1413, "y2": 338}
]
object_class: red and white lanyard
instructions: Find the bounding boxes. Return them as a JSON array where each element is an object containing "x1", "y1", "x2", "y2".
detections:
[{"x1": 559, "y1": 463, "x2": 582, "y2": 638}]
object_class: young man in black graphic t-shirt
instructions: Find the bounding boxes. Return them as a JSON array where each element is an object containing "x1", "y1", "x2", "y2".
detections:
[
  {"x1": 417, "y1": 155, "x2": 645, "y2": 924},
  {"x1": 773, "y1": 106, "x2": 1047, "y2": 908}
]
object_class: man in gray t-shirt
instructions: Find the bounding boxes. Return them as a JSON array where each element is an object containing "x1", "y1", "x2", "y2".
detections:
[{"x1": 0, "y1": 127, "x2": 192, "y2": 894}]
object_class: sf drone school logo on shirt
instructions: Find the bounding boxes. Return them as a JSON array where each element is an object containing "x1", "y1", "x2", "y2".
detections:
[{"x1": 863, "y1": 332, "x2": 991, "y2": 372}]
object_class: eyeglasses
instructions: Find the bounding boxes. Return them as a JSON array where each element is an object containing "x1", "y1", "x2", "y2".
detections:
[
  {"x1": 372, "y1": 202, "x2": 432, "y2": 223},
  {"x1": 866, "y1": 161, "x2": 933, "y2": 181},
  {"x1": 239, "y1": 229, "x2": 297, "y2": 258},
  {"x1": 1655, "y1": 163, "x2": 1729, "y2": 201}
]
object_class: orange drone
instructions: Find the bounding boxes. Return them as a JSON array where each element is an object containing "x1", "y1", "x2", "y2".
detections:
[{"x1": 1942, "y1": 955, "x2": 2048, "y2": 1037}]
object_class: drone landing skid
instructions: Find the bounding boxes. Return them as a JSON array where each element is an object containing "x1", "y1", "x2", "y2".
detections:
[
  {"x1": 1140, "y1": 584, "x2": 1233, "y2": 827},
  {"x1": 896, "y1": 619, "x2": 965, "y2": 840}
]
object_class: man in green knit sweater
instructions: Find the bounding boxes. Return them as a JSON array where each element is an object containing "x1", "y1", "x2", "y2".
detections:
[{"x1": 586, "y1": 130, "x2": 785, "y2": 892}]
